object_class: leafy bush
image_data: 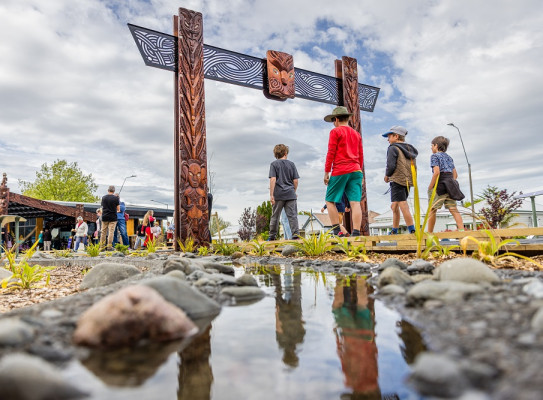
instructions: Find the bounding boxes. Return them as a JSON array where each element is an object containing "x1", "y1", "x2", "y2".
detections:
[
  {"x1": 1, "y1": 241, "x2": 55, "y2": 290},
  {"x1": 197, "y1": 246, "x2": 209, "y2": 256},
  {"x1": 86, "y1": 243, "x2": 101, "y2": 257},
  {"x1": 53, "y1": 249, "x2": 72, "y2": 258},
  {"x1": 460, "y1": 230, "x2": 542, "y2": 268},
  {"x1": 115, "y1": 243, "x2": 130, "y2": 255},
  {"x1": 336, "y1": 238, "x2": 369, "y2": 261},
  {"x1": 289, "y1": 230, "x2": 334, "y2": 256},
  {"x1": 146, "y1": 237, "x2": 157, "y2": 253},
  {"x1": 177, "y1": 236, "x2": 196, "y2": 253},
  {"x1": 213, "y1": 242, "x2": 241, "y2": 256}
]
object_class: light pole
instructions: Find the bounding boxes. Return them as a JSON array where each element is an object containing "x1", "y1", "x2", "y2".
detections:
[
  {"x1": 119, "y1": 175, "x2": 136, "y2": 195},
  {"x1": 150, "y1": 199, "x2": 169, "y2": 209},
  {"x1": 447, "y1": 123, "x2": 475, "y2": 225}
]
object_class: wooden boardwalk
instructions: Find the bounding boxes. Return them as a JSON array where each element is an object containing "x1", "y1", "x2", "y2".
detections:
[{"x1": 262, "y1": 227, "x2": 543, "y2": 255}]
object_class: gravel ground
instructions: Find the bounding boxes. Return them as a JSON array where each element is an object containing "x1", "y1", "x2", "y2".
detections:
[{"x1": 0, "y1": 250, "x2": 542, "y2": 400}]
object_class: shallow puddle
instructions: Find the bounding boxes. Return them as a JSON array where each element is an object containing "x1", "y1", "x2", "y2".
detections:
[{"x1": 63, "y1": 264, "x2": 426, "y2": 399}]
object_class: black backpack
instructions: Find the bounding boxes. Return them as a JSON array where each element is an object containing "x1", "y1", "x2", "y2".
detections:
[{"x1": 136, "y1": 224, "x2": 145, "y2": 235}]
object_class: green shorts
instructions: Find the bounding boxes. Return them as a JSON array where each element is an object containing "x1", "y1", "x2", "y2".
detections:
[
  {"x1": 428, "y1": 189, "x2": 457, "y2": 210},
  {"x1": 326, "y1": 171, "x2": 363, "y2": 203}
]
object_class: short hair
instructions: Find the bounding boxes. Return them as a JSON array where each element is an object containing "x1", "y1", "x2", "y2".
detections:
[
  {"x1": 391, "y1": 133, "x2": 405, "y2": 142},
  {"x1": 273, "y1": 144, "x2": 289, "y2": 159},
  {"x1": 334, "y1": 115, "x2": 350, "y2": 123},
  {"x1": 432, "y1": 136, "x2": 450, "y2": 152},
  {"x1": 108, "y1": 185, "x2": 115, "y2": 193}
]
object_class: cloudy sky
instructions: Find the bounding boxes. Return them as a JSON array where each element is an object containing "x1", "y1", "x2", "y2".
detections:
[{"x1": 1, "y1": 0, "x2": 542, "y2": 225}]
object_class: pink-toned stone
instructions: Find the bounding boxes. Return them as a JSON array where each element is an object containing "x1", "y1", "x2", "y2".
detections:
[{"x1": 73, "y1": 285, "x2": 198, "y2": 347}]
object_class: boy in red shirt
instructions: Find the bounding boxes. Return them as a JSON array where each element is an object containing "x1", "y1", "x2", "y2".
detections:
[{"x1": 323, "y1": 106, "x2": 364, "y2": 237}]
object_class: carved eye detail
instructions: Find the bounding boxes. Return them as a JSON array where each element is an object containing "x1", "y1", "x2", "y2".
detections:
[
  {"x1": 273, "y1": 68, "x2": 279, "y2": 75},
  {"x1": 289, "y1": 72, "x2": 294, "y2": 78}
]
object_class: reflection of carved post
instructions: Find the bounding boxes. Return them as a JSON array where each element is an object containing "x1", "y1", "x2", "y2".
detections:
[
  {"x1": 176, "y1": 8, "x2": 210, "y2": 247},
  {"x1": 336, "y1": 57, "x2": 369, "y2": 236},
  {"x1": 0, "y1": 173, "x2": 9, "y2": 215}
]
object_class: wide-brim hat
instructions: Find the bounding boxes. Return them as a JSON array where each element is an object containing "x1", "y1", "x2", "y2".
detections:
[
  {"x1": 382, "y1": 125, "x2": 408, "y2": 138},
  {"x1": 324, "y1": 106, "x2": 353, "y2": 122}
]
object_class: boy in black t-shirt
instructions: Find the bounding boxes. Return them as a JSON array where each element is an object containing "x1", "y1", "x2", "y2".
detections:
[{"x1": 268, "y1": 144, "x2": 300, "y2": 241}]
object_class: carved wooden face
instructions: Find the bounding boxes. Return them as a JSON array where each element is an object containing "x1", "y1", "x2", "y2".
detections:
[
  {"x1": 188, "y1": 162, "x2": 203, "y2": 188},
  {"x1": 266, "y1": 50, "x2": 295, "y2": 99}
]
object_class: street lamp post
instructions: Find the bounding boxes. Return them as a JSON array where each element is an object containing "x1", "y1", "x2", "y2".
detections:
[
  {"x1": 447, "y1": 123, "x2": 475, "y2": 226},
  {"x1": 150, "y1": 199, "x2": 169, "y2": 209},
  {"x1": 119, "y1": 175, "x2": 137, "y2": 195}
]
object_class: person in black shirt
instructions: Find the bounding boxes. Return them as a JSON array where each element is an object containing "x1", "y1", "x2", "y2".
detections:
[{"x1": 99, "y1": 185, "x2": 120, "y2": 251}]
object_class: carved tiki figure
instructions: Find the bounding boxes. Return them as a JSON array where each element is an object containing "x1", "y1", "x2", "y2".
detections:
[
  {"x1": 181, "y1": 161, "x2": 209, "y2": 242},
  {"x1": 266, "y1": 50, "x2": 295, "y2": 99}
]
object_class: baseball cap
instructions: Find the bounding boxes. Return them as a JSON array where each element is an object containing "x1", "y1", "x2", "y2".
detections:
[{"x1": 382, "y1": 125, "x2": 408, "y2": 138}]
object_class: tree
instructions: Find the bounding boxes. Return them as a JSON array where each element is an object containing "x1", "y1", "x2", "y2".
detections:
[
  {"x1": 210, "y1": 214, "x2": 231, "y2": 236},
  {"x1": 478, "y1": 186, "x2": 523, "y2": 229},
  {"x1": 19, "y1": 159, "x2": 99, "y2": 202},
  {"x1": 256, "y1": 201, "x2": 273, "y2": 234},
  {"x1": 238, "y1": 207, "x2": 256, "y2": 241}
]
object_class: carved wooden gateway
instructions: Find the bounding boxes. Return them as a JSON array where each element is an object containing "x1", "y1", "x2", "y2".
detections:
[{"x1": 128, "y1": 7, "x2": 380, "y2": 247}]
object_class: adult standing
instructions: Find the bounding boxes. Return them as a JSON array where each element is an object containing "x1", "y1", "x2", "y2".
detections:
[
  {"x1": 73, "y1": 216, "x2": 88, "y2": 252},
  {"x1": 112, "y1": 194, "x2": 129, "y2": 248},
  {"x1": 99, "y1": 185, "x2": 120, "y2": 251},
  {"x1": 323, "y1": 106, "x2": 364, "y2": 237},
  {"x1": 43, "y1": 228, "x2": 52, "y2": 251},
  {"x1": 94, "y1": 208, "x2": 102, "y2": 244},
  {"x1": 142, "y1": 210, "x2": 155, "y2": 247},
  {"x1": 38, "y1": 230, "x2": 44, "y2": 250}
]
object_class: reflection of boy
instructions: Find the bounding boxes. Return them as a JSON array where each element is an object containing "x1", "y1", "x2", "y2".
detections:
[
  {"x1": 268, "y1": 144, "x2": 300, "y2": 241},
  {"x1": 323, "y1": 106, "x2": 364, "y2": 237},
  {"x1": 383, "y1": 126, "x2": 418, "y2": 234},
  {"x1": 332, "y1": 276, "x2": 380, "y2": 396}
]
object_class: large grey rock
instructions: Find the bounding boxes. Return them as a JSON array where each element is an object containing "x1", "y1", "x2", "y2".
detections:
[
  {"x1": 0, "y1": 353, "x2": 87, "y2": 400},
  {"x1": 407, "y1": 352, "x2": 467, "y2": 398},
  {"x1": 282, "y1": 245, "x2": 299, "y2": 257},
  {"x1": 434, "y1": 258, "x2": 500, "y2": 284},
  {"x1": 378, "y1": 257, "x2": 408, "y2": 271},
  {"x1": 165, "y1": 270, "x2": 187, "y2": 281},
  {"x1": 162, "y1": 258, "x2": 191, "y2": 274},
  {"x1": 377, "y1": 267, "x2": 414, "y2": 288},
  {"x1": 80, "y1": 262, "x2": 140, "y2": 289},
  {"x1": 407, "y1": 259, "x2": 435, "y2": 274},
  {"x1": 530, "y1": 306, "x2": 543, "y2": 333},
  {"x1": 73, "y1": 285, "x2": 198, "y2": 347},
  {"x1": 0, "y1": 318, "x2": 35, "y2": 346},
  {"x1": 407, "y1": 280, "x2": 484, "y2": 304},
  {"x1": 202, "y1": 261, "x2": 235, "y2": 276},
  {"x1": 379, "y1": 284, "x2": 406, "y2": 295},
  {"x1": 0, "y1": 267, "x2": 12, "y2": 280},
  {"x1": 236, "y1": 274, "x2": 259, "y2": 287},
  {"x1": 522, "y1": 279, "x2": 543, "y2": 299},
  {"x1": 220, "y1": 286, "x2": 266, "y2": 303},
  {"x1": 142, "y1": 276, "x2": 221, "y2": 320}
]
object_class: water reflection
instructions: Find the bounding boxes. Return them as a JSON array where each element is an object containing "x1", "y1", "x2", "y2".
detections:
[
  {"x1": 72, "y1": 265, "x2": 425, "y2": 399},
  {"x1": 333, "y1": 275, "x2": 381, "y2": 400},
  {"x1": 178, "y1": 326, "x2": 213, "y2": 400},
  {"x1": 271, "y1": 265, "x2": 305, "y2": 367}
]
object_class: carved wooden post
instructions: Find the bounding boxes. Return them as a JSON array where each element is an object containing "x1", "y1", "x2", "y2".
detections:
[
  {"x1": 175, "y1": 8, "x2": 210, "y2": 247},
  {"x1": 0, "y1": 173, "x2": 9, "y2": 216},
  {"x1": 336, "y1": 57, "x2": 370, "y2": 236}
]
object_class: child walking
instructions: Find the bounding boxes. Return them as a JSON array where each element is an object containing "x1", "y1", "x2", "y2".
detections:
[
  {"x1": 427, "y1": 136, "x2": 465, "y2": 233},
  {"x1": 383, "y1": 126, "x2": 418, "y2": 234},
  {"x1": 268, "y1": 144, "x2": 300, "y2": 240}
]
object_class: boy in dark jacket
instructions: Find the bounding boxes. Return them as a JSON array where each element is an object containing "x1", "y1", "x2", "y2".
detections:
[{"x1": 383, "y1": 126, "x2": 418, "y2": 234}]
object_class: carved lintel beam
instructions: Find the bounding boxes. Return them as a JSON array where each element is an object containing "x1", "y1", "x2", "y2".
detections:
[
  {"x1": 337, "y1": 57, "x2": 369, "y2": 236},
  {"x1": 266, "y1": 50, "x2": 295, "y2": 100},
  {"x1": 176, "y1": 8, "x2": 210, "y2": 247}
]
